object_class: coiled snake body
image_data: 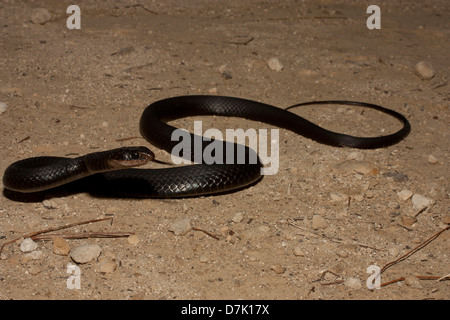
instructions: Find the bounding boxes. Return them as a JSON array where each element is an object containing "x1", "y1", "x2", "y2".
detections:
[{"x1": 3, "y1": 95, "x2": 410, "y2": 197}]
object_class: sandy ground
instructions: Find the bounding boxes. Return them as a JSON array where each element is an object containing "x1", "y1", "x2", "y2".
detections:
[{"x1": 0, "y1": 0, "x2": 448, "y2": 301}]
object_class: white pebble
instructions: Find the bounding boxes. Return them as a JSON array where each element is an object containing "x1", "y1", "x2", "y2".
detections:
[
  {"x1": 267, "y1": 57, "x2": 283, "y2": 72},
  {"x1": 414, "y1": 61, "x2": 435, "y2": 80},
  {"x1": 397, "y1": 189, "x2": 413, "y2": 201},
  {"x1": 427, "y1": 154, "x2": 438, "y2": 164},
  {"x1": 0, "y1": 102, "x2": 7, "y2": 114},
  {"x1": 168, "y1": 218, "x2": 192, "y2": 236},
  {"x1": 30, "y1": 8, "x2": 52, "y2": 25},
  {"x1": 20, "y1": 238, "x2": 37, "y2": 253},
  {"x1": 70, "y1": 244, "x2": 102, "y2": 264},
  {"x1": 232, "y1": 212, "x2": 244, "y2": 223},
  {"x1": 411, "y1": 194, "x2": 432, "y2": 211},
  {"x1": 344, "y1": 277, "x2": 362, "y2": 290}
]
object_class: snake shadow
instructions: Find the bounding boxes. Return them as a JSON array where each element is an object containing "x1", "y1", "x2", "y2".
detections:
[{"x1": 2, "y1": 175, "x2": 263, "y2": 203}]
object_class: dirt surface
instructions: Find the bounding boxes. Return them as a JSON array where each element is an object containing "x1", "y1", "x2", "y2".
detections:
[{"x1": 0, "y1": 0, "x2": 448, "y2": 301}]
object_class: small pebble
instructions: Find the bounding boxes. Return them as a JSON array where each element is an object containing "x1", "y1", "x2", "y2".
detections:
[
  {"x1": 411, "y1": 194, "x2": 432, "y2": 211},
  {"x1": 414, "y1": 61, "x2": 435, "y2": 80},
  {"x1": 114, "y1": 46, "x2": 135, "y2": 56},
  {"x1": 329, "y1": 192, "x2": 348, "y2": 202},
  {"x1": 266, "y1": 57, "x2": 283, "y2": 72},
  {"x1": 344, "y1": 277, "x2": 362, "y2": 290},
  {"x1": 24, "y1": 250, "x2": 43, "y2": 260},
  {"x1": 404, "y1": 275, "x2": 422, "y2": 288},
  {"x1": 427, "y1": 154, "x2": 438, "y2": 164},
  {"x1": 388, "y1": 247, "x2": 399, "y2": 257},
  {"x1": 401, "y1": 215, "x2": 417, "y2": 227},
  {"x1": 127, "y1": 234, "x2": 139, "y2": 245},
  {"x1": 168, "y1": 218, "x2": 192, "y2": 236},
  {"x1": 70, "y1": 244, "x2": 102, "y2": 264},
  {"x1": 28, "y1": 266, "x2": 42, "y2": 275},
  {"x1": 20, "y1": 238, "x2": 37, "y2": 253},
  {"x1": 42, "y1": 199, "x2": 60, "y2": 209},
  {"x1": 199, "y1": 255, "x2": 209, "y2": 263},
  {"x1": 0, "y1": 102, "x2": 7, "y2": 114},
  {"x1": 218, "y1": 64, "x2": 232, "y2": 80},
  {"x1": 293, "y1": 247, "x2": 304, "y2": 256},
  {"x1": 97, "y1": 258, "x2": 117, "y2": 273},
  {"x1": 346, "y1": 152, "x2": 364, "y2": 161},
  {"x1": 270, "y1": 264, "x2": 285, "y2": 274},
  {"x1": 30, "y1": 8, "x2": 52, "y2": 25},
  {"x1": 52, "y1": 236, "x2": 70, "y2": 255},
  {"x1": 397, "y1": 189, "x2": 413, "y2": 201},
  {"x1": 311, "y1": 215, "x2": 328, "y2": 230},
  {"x1": 232, "y1": 212, "x2": 244, "y2": 223},
  {"x1": 333, "y1": 160, "x2": 379, "y2": 176}
]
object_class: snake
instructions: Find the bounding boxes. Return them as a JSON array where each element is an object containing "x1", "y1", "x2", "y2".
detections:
[{"x1": 3, "y1": 95, "x2": 410, "y2": 198}]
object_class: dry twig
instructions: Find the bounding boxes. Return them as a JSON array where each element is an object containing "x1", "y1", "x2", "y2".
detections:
[{"x1": 0, "y1": 217, "x2": 113, "y2": 255}]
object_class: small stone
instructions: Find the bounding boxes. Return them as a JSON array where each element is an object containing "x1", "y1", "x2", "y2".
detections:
[
  {"x1": 114, "y1": 46, "x2": 134, "y2": 56},
  {"x1": 388, "y1": 247, "x2": 399, "y2": 257},
  {"x1": 127, "y1": 235, "x2": 139, "y2": 245},
  {"x1": 218, "y1": 64, "x2": 232, "y2": 80},
  {"x1": 208, "y1": 87, "x2": 218, "y2": 94},
  {"x1": 401, "y1": 215, "x2": 417, "y2": 227},
  {"x1": 42, "y1": 198, "x2": 63, "y2": 209},
  {"x1": 199, "y1": 255, "x2": 209, "y2": 263},
  {"x1": 333, "y1": 160, "x2": 379, "y2": 176},
  {"x1": 168, "y1": 218, "x2": 192, "y2": 236},
  {"x1": 404, "y1": 275, "x2": 422, "y2": 288},
  {"x1": 414, "y1": 61, "x2": 435, "y2": 80},
  {"x1": 266, "y1": 57, "x2": 283, "y2": 72},
  {"x1": 443, "y1": 214, "x2": 450, "y2": 225},
  {"x1": 427, "y1": 154, "x2": 438, "y2": 164},
  {"x1": 293, "y1": 247, "x2": 304, "y2": 256},
  {"x1": 311, "y1": 215, "x2": 328, "y2": 230},
  {"x1": 0, "y1": 102, "x2": 7, "y2": 114},
  {"x1": 102, "y1": 121, "x2": 109, "y2": 127},
  {"x1": 20, "y1": 238, "x2": 37, "y2": 253},
  {"x1": 25, "y1": 250, "x2": 43, "y2": 260},
  {"x1": 97, "y1": 259, "x2": 117, "y2": 273},
  {"x1": 397, "y1": 189, "x2": 413, "y2": 201},
  {"x1": 70, "y1": 244, "x2": 102, "y2": 264},
  {"x1": 330, "y1": 192, "x2": 348, "y2": 202},
  {"x1": 30, "y1": 8, "x2": 52, "y2": 25},
  {"x1": 232, "y1": 212, "x2": 244, "y2": 223},
  {"x1": 344, "y1": 277, "x2": 362, "y2": 290},
  {"x1": 346, "y1": 152, "x2": 364, "y2": 161},
  {"x1": 52, "y1": 236, "x2": 70, "y2": 255},
  {"x1": 28, "y1": 266, "x2": 42, "y2": 275},
  {"x1": 270, "y1": 264, "x2": 285, "y2": 274},
  {"x1": 411, "y1": 194, "x2": 432, "y2": 211}
]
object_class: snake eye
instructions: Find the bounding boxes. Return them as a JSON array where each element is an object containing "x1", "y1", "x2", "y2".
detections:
[{"x1": 131, "y1": 152, "x2": 140, "y2": 160}]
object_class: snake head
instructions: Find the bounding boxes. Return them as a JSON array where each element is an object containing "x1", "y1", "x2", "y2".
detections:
[{"x1": 108, "y1": 146, "x2": 155, "y2": 169}]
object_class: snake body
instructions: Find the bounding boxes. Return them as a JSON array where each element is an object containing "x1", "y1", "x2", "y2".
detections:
[{"x1": 3, "y1": 95, "x2": 410, "y2": 197}]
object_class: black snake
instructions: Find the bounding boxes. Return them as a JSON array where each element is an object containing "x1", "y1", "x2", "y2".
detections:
[{"x1": 3, "y1": 95, "x2": 410, "y2": 197}]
